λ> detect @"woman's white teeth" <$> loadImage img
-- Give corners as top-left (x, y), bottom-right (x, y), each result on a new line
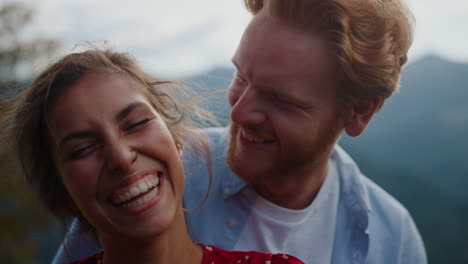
top-left (130, 186), bottom-right (140, 197)
top-left (138, 181), bottom-right (149, 193)
top-left (121, 187), bottom-right (159, 209)
top-left (112, 175), bottom-right (160, 205)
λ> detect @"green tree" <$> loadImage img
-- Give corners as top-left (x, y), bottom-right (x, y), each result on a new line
top-left (0, 2), bottom-right (59, 83)
top-left (1, 2), bottom-right (60, 263)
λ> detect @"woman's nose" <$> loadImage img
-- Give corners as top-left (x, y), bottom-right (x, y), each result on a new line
top-left (105, 140), bottom-right (137, 174)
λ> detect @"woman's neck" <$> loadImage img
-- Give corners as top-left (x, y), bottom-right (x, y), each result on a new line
top-left (99, 208), bottom-right (203, 264)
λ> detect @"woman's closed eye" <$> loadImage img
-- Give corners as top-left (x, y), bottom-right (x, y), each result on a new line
top-left (67, 143), bottom-right (98, 161)
top-left (124, 116), bottom-right (155, 132)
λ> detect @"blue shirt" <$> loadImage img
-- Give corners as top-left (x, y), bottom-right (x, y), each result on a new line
top-left (53, 127), bottom-right (427, 264)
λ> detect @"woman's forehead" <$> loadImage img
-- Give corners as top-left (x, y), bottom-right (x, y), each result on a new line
top-left (47, 73), bottom-right (152, 126)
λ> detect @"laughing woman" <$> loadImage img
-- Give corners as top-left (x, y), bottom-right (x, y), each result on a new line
top-left (0, 49), bottom-right (303, 264)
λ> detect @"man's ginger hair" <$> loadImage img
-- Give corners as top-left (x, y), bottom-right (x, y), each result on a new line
top-left (244, 0), bottom-right (414, 109)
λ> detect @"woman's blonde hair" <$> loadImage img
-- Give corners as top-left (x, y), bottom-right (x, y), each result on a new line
top-left (244, 0), bottom-right (414, 109)
top-left (1, 47), bottom-right (214, 232)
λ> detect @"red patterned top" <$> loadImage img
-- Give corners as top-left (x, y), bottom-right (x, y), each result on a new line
top-left (200, 245), bottom-right (303, 264)
top-left (71, 244), bottom-right (304, 264)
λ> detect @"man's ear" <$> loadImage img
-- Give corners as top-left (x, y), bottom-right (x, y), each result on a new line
top-left (344, 96), bottom-right (382, 137)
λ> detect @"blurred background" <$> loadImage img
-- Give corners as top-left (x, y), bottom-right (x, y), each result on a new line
top-left (0, 0), bottom-right (467, 263)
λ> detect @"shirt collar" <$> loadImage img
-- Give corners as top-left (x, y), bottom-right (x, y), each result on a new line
top-left (220, 169), bottom-right (249, 199)
top-left (213, 127), bottom-right (249, 199)
top-left (333, 145), bottom-right (372, 231)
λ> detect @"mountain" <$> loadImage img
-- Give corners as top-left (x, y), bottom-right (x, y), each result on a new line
top-left (182, 67), bottom-right (233, 124)
top-left (185, 55), bottom-right (468, 264)
top-left (341, 55), bottom-right (468, 198)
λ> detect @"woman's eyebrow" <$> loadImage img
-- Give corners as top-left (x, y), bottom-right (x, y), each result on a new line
top-left (58, 131), bottom-right (94, 149)
top-left (58, 102), bottom-right (147, 148)
top-left (115, 102), bottom-right (147, 122)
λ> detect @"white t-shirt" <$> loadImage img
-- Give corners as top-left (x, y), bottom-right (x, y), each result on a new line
top-left (234, 159), bottom-right (340, 264)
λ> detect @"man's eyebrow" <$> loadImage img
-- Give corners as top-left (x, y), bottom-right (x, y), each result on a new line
top-left (115, 102), bottom-right (147, 122)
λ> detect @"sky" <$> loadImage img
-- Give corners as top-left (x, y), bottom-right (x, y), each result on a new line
top-left (9, 0), bottom-right (468, 77)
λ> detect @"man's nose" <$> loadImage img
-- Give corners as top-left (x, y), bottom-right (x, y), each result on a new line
top-left (105, 140), bottom-right (137, 174)
top-left (230, 86), bottom-right (266, 126)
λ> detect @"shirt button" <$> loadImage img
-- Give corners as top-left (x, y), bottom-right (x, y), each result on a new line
top-left (358, 221), bottom-right (366, 230)
top-left (352, 251), bottom-right (361, 263)
top-left (224, 187), bottom-right (232, 196)
top-left (228, 219), bottom-right (237, 228)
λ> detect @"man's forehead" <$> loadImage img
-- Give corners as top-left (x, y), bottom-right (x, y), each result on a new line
top-left (239, 15), bottom-right (332, 69)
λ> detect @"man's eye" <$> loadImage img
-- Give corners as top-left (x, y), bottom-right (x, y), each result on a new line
top-left (271, 93), bottom-right (291, 105)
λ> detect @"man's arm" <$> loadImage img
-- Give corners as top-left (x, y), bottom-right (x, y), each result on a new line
top-left (51, 219), bottom-right (101, 264)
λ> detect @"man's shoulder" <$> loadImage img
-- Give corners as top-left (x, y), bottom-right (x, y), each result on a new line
top-left (333, 145), bottom-right (427, 263)
top-left (362, 176), bottom-right (410, 218)
top-left (332, 145), bottom-right (416, 238)
top-left (183, 126), bottom-right (237, 204)
top-left (200, 127), bottom-right (229, 150)
top-left (186, 126), bottom-right (230, 166)
top-left (200, 126), bottom-right (229, 140)
top-left (333, 145), bottom-right (410, 221)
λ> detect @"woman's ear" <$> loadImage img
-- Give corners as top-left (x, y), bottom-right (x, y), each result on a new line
top-left (344, 96), bottom-right (382, 137)
top-left (176, 142), bottom-right (183, 157)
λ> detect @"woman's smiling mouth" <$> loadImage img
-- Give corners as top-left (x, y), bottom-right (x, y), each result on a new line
top-left (109, 171), bottom-right (162, 208)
